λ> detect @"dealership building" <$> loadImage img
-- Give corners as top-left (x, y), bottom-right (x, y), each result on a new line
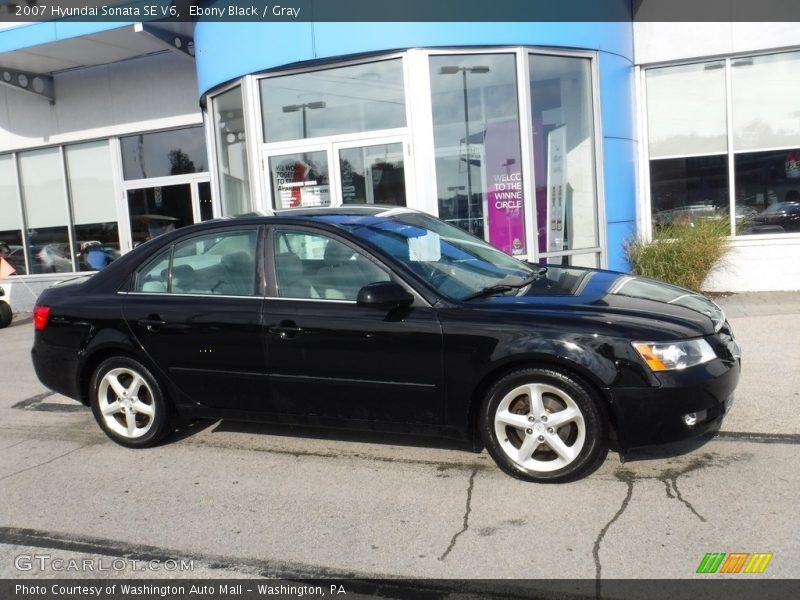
top-left (1, 7), bottom-right (800, 309)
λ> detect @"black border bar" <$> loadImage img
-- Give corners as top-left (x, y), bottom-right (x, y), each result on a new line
top-left (2, 0), bottom-right (800, 23)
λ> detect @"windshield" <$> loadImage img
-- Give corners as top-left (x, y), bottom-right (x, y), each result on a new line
top-left (339, 211), bottom-right (534, 300)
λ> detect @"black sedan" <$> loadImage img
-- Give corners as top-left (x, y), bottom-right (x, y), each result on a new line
top-left (31, 207), bottom-right (741, 482)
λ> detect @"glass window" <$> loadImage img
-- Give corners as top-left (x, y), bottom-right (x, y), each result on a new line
top-left (339, 143), bottom-right (406, 206)
top-left (649, 155), bottom-right (730, 231)
top-left (260, 59), bottom-right (406, 143)
top-left (120, 127), bottom-right (207, 180)
top-left (274, 231), bottom-right (389, 300)
top-left (127, 184), bottom-right (194, 247)
top-left (430, 53), bottom-right (526, 256)
top-left (212, 86), bottom-right (252, 216)
top-left (65, 141), bottom-right (120, 271)
top-left (736, 149), bottom-right (800, 235)
top-left (530, 54), bottom-right (599, 254)
top-left (0, 155), bottom-right (26, 275)
top-left (268, 151), bottom-right (330, 210)
top-left (731, 52), bottom-right (800, 152)
top-left (134, 248), bottom-right (172, 293)
top-left (646, 61), bottom-right (728, 158)
top-left (135, 231), bottom-right (258, 296)
top-left (18, 148), bottom-right (74, 274)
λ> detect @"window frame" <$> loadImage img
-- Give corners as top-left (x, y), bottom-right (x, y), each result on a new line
top-left (131, 225), bottom-right (265, 298)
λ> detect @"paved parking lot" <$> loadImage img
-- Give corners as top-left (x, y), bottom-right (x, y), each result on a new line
top-left (1, 294), bottom-right (799, 586)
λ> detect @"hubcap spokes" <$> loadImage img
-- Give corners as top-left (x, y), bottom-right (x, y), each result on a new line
top-left (98, 368), bottom-right (155, 438)
top-left (494, 383), bottom-right (586, 473)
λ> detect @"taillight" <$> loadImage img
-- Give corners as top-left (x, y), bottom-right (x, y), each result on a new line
top-left (33, 305), bottom-right (51, 331)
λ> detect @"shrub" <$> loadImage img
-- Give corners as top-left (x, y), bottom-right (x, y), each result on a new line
top-left (625, 220), bottom-right (730, 291)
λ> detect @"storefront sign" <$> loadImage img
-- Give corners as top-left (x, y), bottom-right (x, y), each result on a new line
top-left (546, 125), bottom-right (567, 254)
top-left (485, 120), bottom-right (526, 256)
top-left (274, 159), bottom-right (330, 208)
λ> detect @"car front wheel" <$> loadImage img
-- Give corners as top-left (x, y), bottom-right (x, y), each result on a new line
top-left (89, 357), bottom-right (173, 448)
top-left (479, 367), bottom-right (608, 482)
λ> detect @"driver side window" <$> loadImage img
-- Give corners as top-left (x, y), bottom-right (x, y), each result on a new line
top-left (274, 231), bottom-right (390, 300)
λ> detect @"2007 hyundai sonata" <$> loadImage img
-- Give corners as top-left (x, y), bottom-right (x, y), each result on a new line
top-left (31, 207), bottom-right (741, 482)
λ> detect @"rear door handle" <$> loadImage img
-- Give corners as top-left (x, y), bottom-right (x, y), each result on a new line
top-left (268, 320), bottom-right (303, 340)
top-left (138, 316), bottom-right (166, 332)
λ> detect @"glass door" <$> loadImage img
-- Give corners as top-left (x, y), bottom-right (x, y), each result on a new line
top-left (123, 178), bottom-right (212, 249)
top-left (335, 140), bottom-right (410, 207)
top-left (263, 137), bottom-right (412, 209)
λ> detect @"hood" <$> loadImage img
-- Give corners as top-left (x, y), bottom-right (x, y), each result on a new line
top-left (474, 266), bottom-right (725, 337)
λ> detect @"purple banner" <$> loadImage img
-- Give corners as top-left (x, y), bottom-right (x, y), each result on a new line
top-left (484, 120), bottom-right (526, 256)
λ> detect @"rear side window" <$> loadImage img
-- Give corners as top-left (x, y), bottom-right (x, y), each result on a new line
top-left (134, 230), bottom-right (259, 296)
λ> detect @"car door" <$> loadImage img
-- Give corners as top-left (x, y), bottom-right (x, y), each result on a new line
top-left (123, 226), bottom-right (270, 411)
top-left (263, 227), bottom-right (444, 424)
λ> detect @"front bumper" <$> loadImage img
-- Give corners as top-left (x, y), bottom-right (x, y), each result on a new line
top-left (608, 356), bottom-right (740, 450)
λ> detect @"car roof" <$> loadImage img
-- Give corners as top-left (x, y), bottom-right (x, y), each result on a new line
top-left (211, 205), bottom-right (420, 229)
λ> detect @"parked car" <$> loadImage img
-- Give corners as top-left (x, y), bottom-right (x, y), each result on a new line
top-left (652, 204), bottom-right (720, 227)
top-left (743, 201), bottom-right (800, 233)
top-left (30, 207), bottom-right (741, 482)
top-left (34, 242), bottom-right (73, 273)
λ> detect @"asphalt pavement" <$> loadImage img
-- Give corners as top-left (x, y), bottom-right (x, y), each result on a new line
top-left (0, 292), bottom-right (798, 587)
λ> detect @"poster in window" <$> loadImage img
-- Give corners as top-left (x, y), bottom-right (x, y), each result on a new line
top-left (485, 120), bottom-right (526, 256)
top-left (546, 125), bottom-right (567, 254)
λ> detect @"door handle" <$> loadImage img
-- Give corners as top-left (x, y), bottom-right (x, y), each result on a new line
top-left (138, 316), bottom-right (166, 332)
top-left (268, 320), bottom-right (303, 340)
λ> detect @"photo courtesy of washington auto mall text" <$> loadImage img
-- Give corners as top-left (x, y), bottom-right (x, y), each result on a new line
top-left (10, 582), bottom-right (348, 599)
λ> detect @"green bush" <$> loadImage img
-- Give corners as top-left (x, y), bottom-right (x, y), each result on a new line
top-left (625, 220), bottom-right (730, 291)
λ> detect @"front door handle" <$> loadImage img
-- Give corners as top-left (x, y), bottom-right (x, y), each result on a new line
top-left (138, 316), bottom-right (166, 332)
top-left (268, 320), bottom-right (303, 340)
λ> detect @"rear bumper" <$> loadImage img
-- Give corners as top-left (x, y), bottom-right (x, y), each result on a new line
top-left (609, 358), bottom-right (740, 450)
top-left (31, 342), bottom-right (82, 402)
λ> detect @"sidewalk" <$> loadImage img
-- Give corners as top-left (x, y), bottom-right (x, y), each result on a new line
top-left (713, 290), bottom-right (800, 318)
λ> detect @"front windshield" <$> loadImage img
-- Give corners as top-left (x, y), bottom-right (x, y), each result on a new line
top-left (340, 211), bottom-right (534, 300)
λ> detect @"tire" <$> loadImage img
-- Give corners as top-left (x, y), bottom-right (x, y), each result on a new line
top-left (0, 301), bottom-right (11, 329)
top-left (479, 367), bottom-right (608, 483)
top-left (89, 356), bottom-right (174, 448)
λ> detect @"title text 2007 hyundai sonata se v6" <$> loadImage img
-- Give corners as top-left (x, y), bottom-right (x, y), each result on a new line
top-left (31, 208), bottom-right (741, 482)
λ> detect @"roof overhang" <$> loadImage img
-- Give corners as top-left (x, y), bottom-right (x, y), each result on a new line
top-left (0, 21), bottom-right (193, 101)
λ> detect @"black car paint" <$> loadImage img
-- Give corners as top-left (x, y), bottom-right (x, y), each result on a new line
top-left (31, 209), bottom-right (740, 451)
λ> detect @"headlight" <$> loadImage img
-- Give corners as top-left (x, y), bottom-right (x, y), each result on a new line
top-left (632, 339), bottom-right (717, 372)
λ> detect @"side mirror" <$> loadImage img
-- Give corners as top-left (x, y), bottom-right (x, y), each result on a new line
top-left (357, 281), bottom-right (414, 309)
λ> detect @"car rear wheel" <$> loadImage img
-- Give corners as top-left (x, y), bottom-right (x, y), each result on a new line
top-left (479, 367), bottom-right (608, 482)
top-left (89, 357), bottom-right (173, 448)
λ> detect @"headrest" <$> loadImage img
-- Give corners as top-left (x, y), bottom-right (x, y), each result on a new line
top-left (221, 251), bottom-right (251, 270)
top-left (324, 241), bottom-right (355, 265)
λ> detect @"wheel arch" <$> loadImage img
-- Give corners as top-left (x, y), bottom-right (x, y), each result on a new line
top-left (466, 356), bottom-right (618, 445)
top-left (78, 345), bottom-right (166, 407)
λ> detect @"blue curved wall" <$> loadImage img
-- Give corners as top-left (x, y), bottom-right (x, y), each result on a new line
top-left (194, 21), bottom-right (636, 271)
